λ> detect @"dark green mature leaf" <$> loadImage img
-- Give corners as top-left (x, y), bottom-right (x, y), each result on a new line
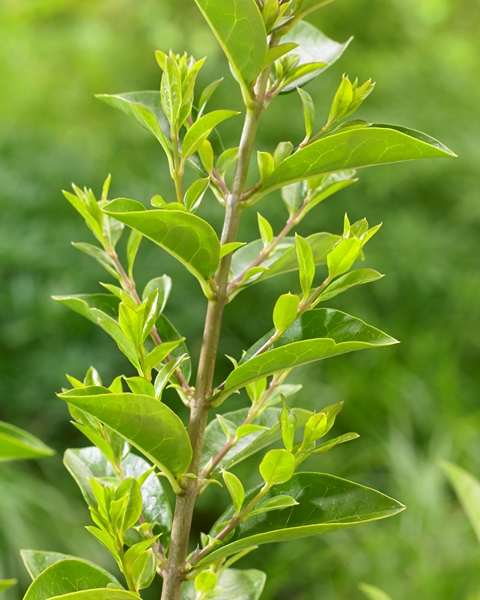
top-left (182, 569), bottom-right (266, 600)
top-left (229, 233), bottom-right (339, 290)
top-left (64, 447), bottom-right (172, 545)
top-left (317, 269), bottom-right (383, 302)
top-left (258, 125), bottom-right (456, 199)
top-left (23, 560), bottom-right (120, 600)
top-left (59, 387), bottom-right (192, 482)
top-left (0, 580), bottom-right (16, 592)
top-left (20, 551), bottom-right (121, 587)
top-left (0, 422), bottom-right (54, 462)
top-left (219, 309), bottom-right (398, 399)
top-left (97, 92), bottom-right (171, 157)
top-left (199, 473), bottom-right (405, 567)
top-left (200, 404), bottom-right (310, 473)
top-left (103, 199), bottom-right (220, 290)
top-left (194, 0), bottom-right (267, 90)
top-left (441, 461), bottom-right (480, 543)
top-left (281, 22), bottom-right (352, 92)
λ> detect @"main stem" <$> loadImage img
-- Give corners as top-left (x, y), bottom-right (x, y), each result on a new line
top-left (160, 72), bottom-right (271, 600)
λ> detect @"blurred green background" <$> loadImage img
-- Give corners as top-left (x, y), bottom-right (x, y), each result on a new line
top-left (1, 0), bottom-right (479, 599)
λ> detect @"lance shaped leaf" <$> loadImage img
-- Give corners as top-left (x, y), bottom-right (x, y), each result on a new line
top-left (259, 125), bottom-right (456, 199)
top-left (53, 294), bottom-right (119, 327)
top-left (182, 568), bottom-right (266, 600)
top-left (20, 551), bottom-right (122, 587)
top-left (296, 0), bottom-right (334, 19)
top-left (281, 22), bottom-right (352, 92)
top-left (441, 461), bottom-right (480, 543)
top-left (199, 473), bottom-right (405, 567)
top-left (103, 199), bottom-right (220, 290)
top-left (156, 314), bottom-right (192, 383)
top-left (194, 0), bottom-right (267, 90)
top-left (230, 233), bottom-right (339, 289)
top-left (59, 387), bottom-right (192, 482)
top-left (182, 110), bottom-right (239, 161)
top-left (317, 269), bottom-right (383, 303)
top-left (23, 560), bottom-right (121, 600)
top-left (0, 580), bottom-right (16, 592)
top-left (96, 92), bottom-right (170, 157)
top-left (64, 447), bottom-right (172, 546)
top-left (0, 422), bottom-right (54, 462)
top-left (220, 309), bottom-right (398, 398)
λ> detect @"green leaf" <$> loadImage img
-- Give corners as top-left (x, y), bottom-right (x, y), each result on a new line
top-left (280, 402), bottom-right (297, 453)
top-left (144, 339), bottom-right (185, 373)
top-left (200, 473), bottom-right (405, 567)
top-left (184, 178), bottom-right (210, 213)
top-left (297, 88), bottom-right (315, 141)
top-left (222, 471), bottom-right (245, 514)
top-left (20, 551), bottom-right (121, 587)
top-left (216, 147), bottom-right (239, 176)
top-left (156, 314), bottom-right (192, 382)
top-left (264, 44), bottom-right (299, 68)
top-left (296, 0), bottom-right (334, 19)
top-left (273, 293), bottom-right (300, 333)
top-left (194, 0), bottom-right (268, 90)
top-left (312, 432), bottom-right (359, 455)
top-left (220, 242), bottom-right (245, 259)
top-left (64, 447), bottom-right (172, 546)
top-left (257, 213), bottom-right (273, 247)
top-left (317, 269), bottom-right (383, 303)
top-left (257, 152), bottom-right (275, 183)
top-left (182, 110), bottom-right (238, 161)
top-left (295, 234), bottom-right (315, 299)
top-left (59, 387), bottom-right (192, 482)
top-left (161, 56), bottom-right (182, 129)
top-left (0, 580), bottom-right (16, 592)
top-left (328, 74), bottom-right (354, 123)
top-left (48, 592), bottom-right (138, 600)
top-left (198, 78), bottom-right (223, 118)
top-left (441, 461), bottom-right (480, 543)
top-left (273, 141), bottom-right (294, 166)
top-left (23, 560), bottom-right (121, 600)
top-left (71, 243), bottom-right (120, 280)
top-left (259, 125), bottom-right (456, 198)
top-left (200, 404), bottom-right (310, 473)
top-left (358, 583), bottom-right (394, 600)
top-left (182, 569), bottom-right (266, 600)
top-left (327, 238), bottom-right (362, 279)
top-left (259, 449), bottom-right (295, 486)
top-left (115, 478), bottom-right (143, 532)
top-left (103, 199), bottom-right (220, 290)
top-left (131, 550), bottom-right (156, 591)
top-left (281, 22), bottom-right (352, 92)
top-left (0, 421), bottom-right (54, 462)
top-left (96, 92), bottom-right (171, 159)
top-left (195, 570), bottom-right (217, 595)
top-left (142, 274), bottom-right (172, 308)
top-left (230, 233), bottom-right (339, 290)
top-left (220, 309), bottom-right (398, 399)
top-left (126, 230), bottom-right (142, 278)
top-left (248, 495), bottom-right (298, 518)
top-left (53, 295), bottom-right (118, 327)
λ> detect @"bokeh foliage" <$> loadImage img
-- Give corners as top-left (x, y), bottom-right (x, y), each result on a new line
top-left (1, 0), bottom-right (479, 598)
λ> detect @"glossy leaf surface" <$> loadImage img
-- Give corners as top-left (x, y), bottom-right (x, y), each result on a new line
top-left (64, 447), bottom-right (172, 545)
top-left (23, 560), bottom-right (120, 600)
top-left (20, 551), bottom-right (121, 586)
top-left (59, 387), bottom-right (192, 478)
top-left (104, 199), bottom-right (220, 287)
top-left (221, 309), bottom-right (398, 397)
top-left (200, 473), bottom-right (405, 566)
top-left (194, 0), bottom-right (267, 89)
top-left (182, 568), bottom-right (266, 600)
top-left (282, 22), bottom-right (352, 92)
top-left (0, 421), bottom-right (54, 462)
top-left (49, 592), bottom-right (138, 600)
top-left (260, 125), bottom-right (456, 198)
top-left (318, 269), bottom-right (383, 302)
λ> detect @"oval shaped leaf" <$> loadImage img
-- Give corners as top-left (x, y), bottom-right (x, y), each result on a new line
top-left (103, 199), bottom-right (220, 288)
top-left (194, 0), bottom-right (267, 89)
top-left (0, 422), bottom-right (54, 462)
top-left (182, 568), bottom-right (266, 600)
top-left (199, 472), bottom-right (405, 567)
top-left (20, 551), bottom-right (121, 587)
top-left (63, 447), bottom-right (172, 546)
top-left (219, 309), bottom-right (398, 399)
top-left (23, 560), bottom-right (120, 600)
top-left (260, 125), bottom-right (456, 198)
top-left (59, 387), bottom-right (192, 480)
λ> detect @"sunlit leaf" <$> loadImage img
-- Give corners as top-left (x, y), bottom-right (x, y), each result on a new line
top-left (0, 422), bottom-right (54, 462)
